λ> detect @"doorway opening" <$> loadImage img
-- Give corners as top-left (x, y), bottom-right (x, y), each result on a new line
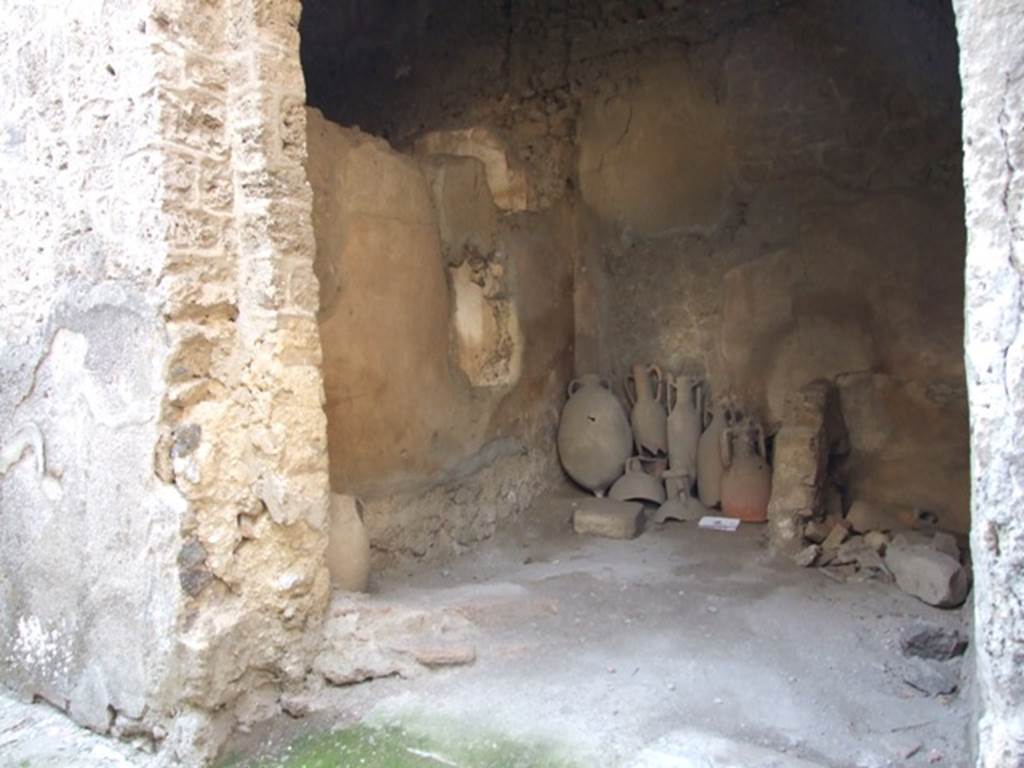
top-left (252, 1), bottom-right (974, 764)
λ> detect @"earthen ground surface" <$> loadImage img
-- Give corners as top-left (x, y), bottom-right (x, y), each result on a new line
top-left (225, 491), bottom-right (970, 768)
top-left (0, 492), bottom-right (969, 767)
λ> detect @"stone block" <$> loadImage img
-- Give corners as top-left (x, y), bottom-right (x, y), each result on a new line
top-left (931, 531), bottom-right (961, 561)
top-left (573, 499), bottom-right (645, 539)
top-left (885, 544), bottom-right (969, 608)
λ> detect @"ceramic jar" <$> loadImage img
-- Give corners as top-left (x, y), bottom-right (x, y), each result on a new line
top-left (720, 418), bottom-right (772, 523)
top-left (557, 374), bottom-right (634, 496)
top-left (666, 375), bottom-right (703, 480)
top-left (624, 363), bottom-right (668, 456)
top-left (326, 493), bottom-right (371, 592)
top-left (697, 398), bottom-right (733, 508)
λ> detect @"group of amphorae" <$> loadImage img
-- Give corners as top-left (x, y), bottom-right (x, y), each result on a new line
top-left (557, 364), bottom-right (773, 522)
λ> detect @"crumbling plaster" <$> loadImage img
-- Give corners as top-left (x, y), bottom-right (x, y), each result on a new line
top-left (1, 0), bottom-right (331, 762)
top-left (955, 0), bottom-right (1024, 764)
top-left (306, 112), bottom-right (575, 566)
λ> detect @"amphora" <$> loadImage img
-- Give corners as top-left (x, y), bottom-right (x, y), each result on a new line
top-left (696, 397), bottom-right (734, 508)
top-left (557, 374), bottom-right (633, 495)
top-left (720, 418), bottom-right (772, 523)
top-left (666, 375), bottom-right (703, 480)
top-left (624, 364), bottom-right (668, 456)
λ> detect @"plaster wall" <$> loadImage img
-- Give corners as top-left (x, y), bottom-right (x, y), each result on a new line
top-left (0, 0), bottom-right (183, 744)
top-left (1, 0), bottom-right (332, 761)
top-left (954, 0), bottom-right (1024, 763)
top-left (307, 111), bottom-right (575, 565)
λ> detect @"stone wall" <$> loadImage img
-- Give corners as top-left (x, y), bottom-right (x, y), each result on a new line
top-left (301, 0), bottom-right (970, 535)
top-left (1, 0), bottom-right (331, 762)
top-left (954, 1), bottom-right (1024, 764)
top-left (150, 0), bottom-right (331, 757)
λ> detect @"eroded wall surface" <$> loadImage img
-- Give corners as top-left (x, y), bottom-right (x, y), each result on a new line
top-left (2, 0), bottom-right (331, 761)
top-left (307, 111), bottom-right (575, 564)
top-left (954, 1), bottom-right (1024, 764)
top-left (149, 0), bottom-right (331, 757)
top-left (0, 0), bottom-right (183, 745)
top-left (302, 0), bottom-right (970, 534)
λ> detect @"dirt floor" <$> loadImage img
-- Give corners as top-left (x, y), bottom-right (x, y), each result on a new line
top-left (224, 491), bottom-right (972, 768)
top-left (0, 490), bottom-right (970, 767)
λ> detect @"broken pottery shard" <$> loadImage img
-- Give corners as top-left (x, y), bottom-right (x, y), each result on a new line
top-left (794, 544), bottom-right (821, 568)
top-left (884, 544), bottom-right (969, 608)
top-left (654, 495), bottom-right (706, 524)
top-left (900, 623), bottom-right (969, 661)
top-left (573, 498), bottom-right (645, 539)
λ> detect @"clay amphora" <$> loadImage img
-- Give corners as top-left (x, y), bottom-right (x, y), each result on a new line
top-left (624, 364), bottom-right (668, 456)
top-left (696, 398), bottom-right (733, 508)
top-left (558, 374), bottom-right (633, 496)
top-left (666, 375), bottom-right (703, 479)
top-left (326, 493), bottom-right (371, 592)
top-left (720, 418), bottom-right (772, 523)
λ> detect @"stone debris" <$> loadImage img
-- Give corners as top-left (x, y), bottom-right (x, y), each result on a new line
top-left (573, 499), bottom-right (645, 539)
top-left (794, 544), bottom-right (821, 568)
top-left (884, 543), bottom-right (969, 608)
top-left (312, 594), bottom-right (479, 687)
top-left (818, 521), bottom-right (851, 564)
top-left (864, 530), bottom-right (891, 554)
top-left (803, 518), bottom-right (835, 544)
top-left (900, 623), bottom-right (968, 661)
top-left (900, 658), bottom-right (960, 697)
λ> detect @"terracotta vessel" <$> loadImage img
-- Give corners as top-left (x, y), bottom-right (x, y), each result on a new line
top-left (624, 363), bottom-right (668, 456)
top-left (557, 374), bottom-right (633, 496)
top-left (610, 456), bottom-right (666, 504)
top-left (696, 397), bottom-right (733, 508)
top-left (326, 493), bottom-right (371, 592)
top-left (666, 375), bottom-right (703, 479)
top-left (720, 418), bottom-right (772, 523)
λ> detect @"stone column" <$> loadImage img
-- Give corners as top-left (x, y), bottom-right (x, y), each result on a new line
top-left (954, 1), bottom-right (1024, 765)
